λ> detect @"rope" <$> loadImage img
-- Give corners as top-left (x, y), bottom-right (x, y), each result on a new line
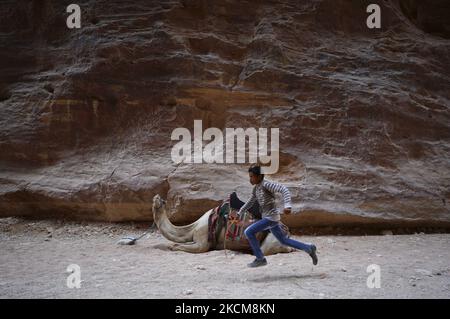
top-left (224, 210), bottom-right (247, 258)
top-left (224, 218), bottom-right (229, 258)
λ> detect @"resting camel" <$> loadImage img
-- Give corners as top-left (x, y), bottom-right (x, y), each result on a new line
top-left (152, 194), bottom-right (293, 255)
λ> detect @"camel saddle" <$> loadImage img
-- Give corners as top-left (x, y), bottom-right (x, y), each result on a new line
top-left (208, 192), bottom-right (268, 249)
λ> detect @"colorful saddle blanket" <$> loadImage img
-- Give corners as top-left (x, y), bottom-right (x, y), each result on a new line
top-left (208, 193), bottom-right (268, 247)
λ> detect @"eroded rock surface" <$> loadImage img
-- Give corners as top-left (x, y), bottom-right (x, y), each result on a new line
top-left (0, 0), bottom-right (449, 228)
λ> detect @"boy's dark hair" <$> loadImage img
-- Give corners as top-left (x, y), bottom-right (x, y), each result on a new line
top-left (248, 164), bottom-right (264, 178)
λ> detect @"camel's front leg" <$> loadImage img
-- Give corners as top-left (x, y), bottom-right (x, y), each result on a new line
top-left (170, 241), bottom-right (210, 253)
top-left (169, 224), bottom-right (210, 253)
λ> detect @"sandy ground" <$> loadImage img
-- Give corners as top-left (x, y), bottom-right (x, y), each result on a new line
top-left (0, 217), bottom-right (449, 299)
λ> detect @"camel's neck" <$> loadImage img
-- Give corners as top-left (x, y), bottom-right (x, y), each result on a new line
top-left (152, 205), bottom-right (168, 229)
top-left (152, 204), bottom-right (197, 243)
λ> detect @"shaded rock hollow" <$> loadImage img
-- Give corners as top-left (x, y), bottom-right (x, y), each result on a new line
top-left (0, 0), bottom-right (449, 231)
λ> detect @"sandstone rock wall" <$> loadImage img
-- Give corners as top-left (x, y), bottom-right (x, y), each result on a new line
top-left (0, 0), bottom-right (449, 229)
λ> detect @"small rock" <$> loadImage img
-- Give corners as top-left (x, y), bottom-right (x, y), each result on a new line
top-left (278, 263), bottom-right (284, 266)
top-left (341, 267), bottom-right (347, 272)
top-left (183, 289), bottom-right (193, 295)
top-left (327, 239), bottom-right (336, 245)
top-left (318, 293), bottom-right (325, 298)
top-left (376, 254), bottom-right (382, 257)
top-left (381, 230), bottom-right (393, 236)
top-left (433, 271), bottom-right (442, 276)
top-left (195, 265), bottom-right (206, 270)
top-left (44, 238), bottom-right (50, 241)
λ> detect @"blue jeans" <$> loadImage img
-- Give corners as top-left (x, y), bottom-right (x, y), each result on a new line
top-left (244, 218), bottom-right (312, 260)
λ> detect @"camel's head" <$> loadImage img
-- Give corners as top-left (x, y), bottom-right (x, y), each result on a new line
top-left (152, 194), bottom-right (166, 210)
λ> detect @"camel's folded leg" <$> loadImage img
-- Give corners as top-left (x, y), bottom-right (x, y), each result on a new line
top-left (168, 223), bottom-right (211, 253)
top-left (170, 241), bottom-right (210, 253)
top-left (260, 233), bottom-right (293, 256)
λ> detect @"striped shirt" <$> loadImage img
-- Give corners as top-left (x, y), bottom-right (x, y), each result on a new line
top-left (238, 180), bottom-right (292, 221)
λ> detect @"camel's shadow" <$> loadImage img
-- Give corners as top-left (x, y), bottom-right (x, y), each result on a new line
top-left (248, 273), bottom-right (328, 283)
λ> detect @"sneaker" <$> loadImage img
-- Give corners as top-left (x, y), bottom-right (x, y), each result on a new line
top-left (309, 245), bottom-right (318, 265)
top-left (247, 258), bottom-right (268, 268)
